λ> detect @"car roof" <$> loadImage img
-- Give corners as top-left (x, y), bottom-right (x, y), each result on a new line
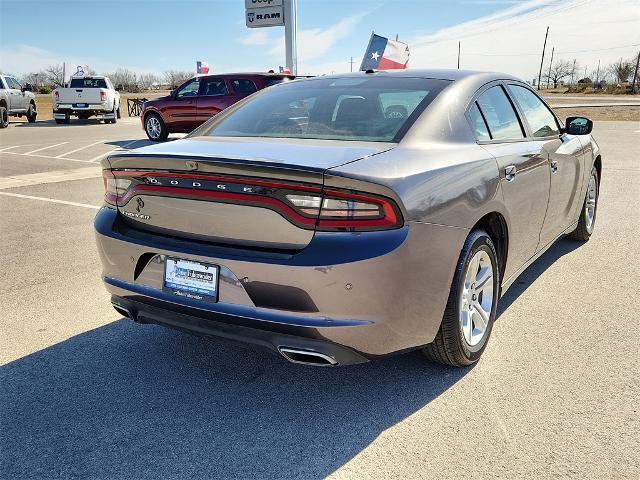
top-left (309, 68), bottom-right (521, 82)
top-left (202, 72), bottom-right (294, 78)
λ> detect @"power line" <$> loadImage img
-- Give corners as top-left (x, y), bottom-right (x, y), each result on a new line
top-left (462, 43), bottom-right (640, 57)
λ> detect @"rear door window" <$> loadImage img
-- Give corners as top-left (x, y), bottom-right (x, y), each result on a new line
top-left (476, 86), bottom-right (524, 141)
top-left (200, 78), bottom-right (228, 96)
top-left (231, 79), bottom-right (257, 95)
top-left (8, 77), bottom-right (22, 89)
top-left (468, 103), bottom-right (491, 141)
top-left (507, 84), bottom-right (560, 138)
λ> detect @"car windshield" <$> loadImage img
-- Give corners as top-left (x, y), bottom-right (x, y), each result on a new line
top-left (70, 78), bottom-right (107, 88)
top-left (196, 76), bottom-right (450, 142)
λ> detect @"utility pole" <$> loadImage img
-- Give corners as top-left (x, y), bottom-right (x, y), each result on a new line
top-left (546, 46), bottom-right (554, 89)
top-left (349, 56), bottom-right (355, 72)
top-left (632, 50), bottom-right (640, 93)
top-left (571, 58), bottom-right (576, 86)
top-left (457, 41), bottom-right (461, 69)
top-left (537, 26), bottom-right (549, 91)
top-left (595, 59), bottom-right (601, 83)
top-left (284, 0), bottom-right (298, 75)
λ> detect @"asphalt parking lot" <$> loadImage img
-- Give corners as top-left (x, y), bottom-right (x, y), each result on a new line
top-left (1, 117), bottom-right (639, 479)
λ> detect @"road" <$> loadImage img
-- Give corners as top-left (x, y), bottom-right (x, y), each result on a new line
top-left (1, 117), bottom-right (639, 479)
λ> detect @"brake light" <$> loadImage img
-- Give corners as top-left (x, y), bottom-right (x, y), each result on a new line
top-left (100, 90), bottom-right (106, 102)
top-left (102, 170), bottom-right (130, 205)
top-left (108, 171), bottom-right (403, 231)
top-left (54, 91), bottom-right (59, 102)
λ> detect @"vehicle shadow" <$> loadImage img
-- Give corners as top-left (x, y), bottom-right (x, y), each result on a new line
top-left (498, 237), bottom-right (582, 317)
top-left (0, 320), bottom-right (472, 479)
top-left (14, 119), bottom-right (115, 127)
top-left (105, 137), bottom-right (180, 149)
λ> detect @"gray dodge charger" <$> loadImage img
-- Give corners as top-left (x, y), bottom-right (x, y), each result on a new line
top-left (95, 69), bottom-right (601, 367)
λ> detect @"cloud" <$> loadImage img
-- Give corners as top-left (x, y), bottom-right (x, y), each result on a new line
top-left (0, 44), bottom-right (162, 76)
top-left (268, 9), bottom-right (373, 68)
top-left (407, 0), bottom-right (640, 81)
top-left (240, 30), bottom-right (271, 46)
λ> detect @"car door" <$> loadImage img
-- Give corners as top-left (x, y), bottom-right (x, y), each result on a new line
top-left (7, 77), bottom-right (26, 111)
top-left (167, 78), bottom-right (200, 130)
top-left (471, 84), bottom-right (551, 280)
top-left (196, 77), bottom-right (230, 124)
top-left (505, 83), bottom-right (584, 247)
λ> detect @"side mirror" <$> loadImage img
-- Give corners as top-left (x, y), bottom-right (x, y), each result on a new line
top-left (565, 116), bottom-right (593, 135)
top-left (22, 83), bottom-right (33, 92)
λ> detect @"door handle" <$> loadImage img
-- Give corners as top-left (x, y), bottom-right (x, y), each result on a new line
top-left (550, 160), bottom-right (558, 174)
top-left (505, 165), bottom-right (516, 182)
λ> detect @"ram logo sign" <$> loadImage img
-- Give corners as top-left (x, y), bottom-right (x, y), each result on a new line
top-left (245, 6), bottom-right (284, 28)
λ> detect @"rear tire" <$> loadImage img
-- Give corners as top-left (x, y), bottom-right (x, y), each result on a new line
top-left (423, 229), bottom-right (500, 367)
top-left (144, 113), bottom-right (168, 141)
top-left (26, 102), bottom-right (37, 123)
top-left (0, 106), bottom-right (8, 128)
top-left (569, 166), bottom-right (598, 242)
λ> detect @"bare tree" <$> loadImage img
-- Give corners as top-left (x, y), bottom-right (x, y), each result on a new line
top-left (45, 64), bottom-right (65, 87)
top-left (163, 70), bottom-right (192, 89)
top-left (608, 58), bottom-right (633, 85)
top-left (108, 68), bottom-right (138, 91)
top-left (544, 60), bottom-right (573, 88)
top-left (138, 73), bottom-right (159, 91)
top-left (21, 70), bottom-right (48, 89)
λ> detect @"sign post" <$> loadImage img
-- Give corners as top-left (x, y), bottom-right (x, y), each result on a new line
top-left (245, 0), bottom-right (296, 75)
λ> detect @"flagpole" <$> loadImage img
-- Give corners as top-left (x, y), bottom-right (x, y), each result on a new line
top-left (359, 31), bottom-right (375, 71)
top-left (457, 41), bottom-right (461, 69)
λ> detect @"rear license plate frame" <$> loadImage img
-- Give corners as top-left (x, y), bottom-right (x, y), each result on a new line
top-left (163, 257), bottom-right (219, 303)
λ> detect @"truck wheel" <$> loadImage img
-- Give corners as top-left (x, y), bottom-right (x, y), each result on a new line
top-left (116, 104), bottom-right (121, 119)
top-left (145, 113), bottom-right (168, 141)
top-left (26, 102), bottom-right (37, 123)
top-left (0, 106), bottom-right (8, 128)
top-left (55, 113), bottom-right (70, 125)
top-left (106, 104), bottom-right (117, 124)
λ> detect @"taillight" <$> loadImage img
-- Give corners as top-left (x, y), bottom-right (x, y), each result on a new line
top-left (108, 171), bottom-right (403, 231)
top-left (102, 170), bottom-right (130, 205)
top-left (54, 91), bottom-right (59, 102)
top-left (100, 90), bottom-right (106, 102)
top-left (285, 190), bottom-right (400, 230)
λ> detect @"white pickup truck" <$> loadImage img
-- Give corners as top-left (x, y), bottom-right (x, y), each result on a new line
top-left (52, 76), bottom-right (120, 124)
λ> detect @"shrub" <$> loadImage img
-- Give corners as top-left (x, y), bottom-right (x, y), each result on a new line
top-left (38, 86), bottom-right (52, 94)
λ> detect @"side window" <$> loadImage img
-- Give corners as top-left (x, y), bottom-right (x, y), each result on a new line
top-left (476, 86), bottom-right (524, 141)
top-left (201, 78), bottom-right (229, 96)
top-left (468, 103), bottom-right (491, 141)
top-left (0, 77), bottom-right (5, 89)
top-left (9, 77), bottom-right (22, 89)
top-left (176, 79), bottom-right (200, 98)
top-left (507, 84), bottom-right (560, 138)
top-left (231, 79), bottom-right (257, 95)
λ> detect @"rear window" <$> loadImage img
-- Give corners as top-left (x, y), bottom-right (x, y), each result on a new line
top-left (231, 79), bottom-right (257, 94)
top-left (70, 78), bottom-right (107, 88)
top-left (264, 77), bottom-right (292, 88)
top-left (197, 77), bottom-right (449, 142)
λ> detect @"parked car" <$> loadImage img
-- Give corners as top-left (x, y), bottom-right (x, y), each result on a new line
top-left (96, 70), bottom-right (600, 367)
top-left (0, 75), bottom-right (37, 128)
top-left (52, 76), bottom-right (120, 124)
top-left (141, 72), bottom-right (294, 141)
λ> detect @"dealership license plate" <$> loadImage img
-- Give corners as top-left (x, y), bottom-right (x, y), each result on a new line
top-left (73, 103), bottom-right (88, 108)
top-left (163, 257), bottom-right (218, 301)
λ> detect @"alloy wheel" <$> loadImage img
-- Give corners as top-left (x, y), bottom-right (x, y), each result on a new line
top-left (146, 116), bottom-right (161, 139)
top-left (459, 250), bottom-right (494, 347)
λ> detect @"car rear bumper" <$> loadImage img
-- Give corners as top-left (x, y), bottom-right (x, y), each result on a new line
top-left (95, 206), bottom-right (467, 360)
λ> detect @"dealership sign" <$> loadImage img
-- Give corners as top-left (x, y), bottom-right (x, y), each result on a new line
top-left (245, 0), bottom-right (282, 8)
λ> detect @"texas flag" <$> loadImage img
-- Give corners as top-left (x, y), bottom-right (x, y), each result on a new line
top-left (360, 34), bottom-right (410, 71)
top-left (196, 61), bottom-right (210, 75)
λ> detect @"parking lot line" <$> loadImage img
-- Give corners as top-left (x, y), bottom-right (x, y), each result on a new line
top-left (24, 142), bottom-right (69, 155)
top-left (0, 191), bottom-right (100, 210)
top-left (1, 151), bottom-right (95, 164)
top-left (89, 140), bottom-right (145, 162)
top-left (0, 166), bottom-right (101, 190)
top-left (56, 140), bottom-right (107, 158)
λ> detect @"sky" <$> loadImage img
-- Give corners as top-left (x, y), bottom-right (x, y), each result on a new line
top-left (0, 0), bottom-right (638, 82)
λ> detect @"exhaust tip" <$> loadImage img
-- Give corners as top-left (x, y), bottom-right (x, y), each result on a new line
top-left (111, 302), bottom-right (134, 320)
top-left (278, 347), bottom-right (338, 367)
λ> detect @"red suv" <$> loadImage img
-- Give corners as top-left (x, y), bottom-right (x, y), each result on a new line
top-left (141, 72), bottom-right (294, 141)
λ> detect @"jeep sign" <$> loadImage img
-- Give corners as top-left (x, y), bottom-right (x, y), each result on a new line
top-left (245, 6), bottom-right (284, 28)
top-left (244, 0), bottom-right (283, 8)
